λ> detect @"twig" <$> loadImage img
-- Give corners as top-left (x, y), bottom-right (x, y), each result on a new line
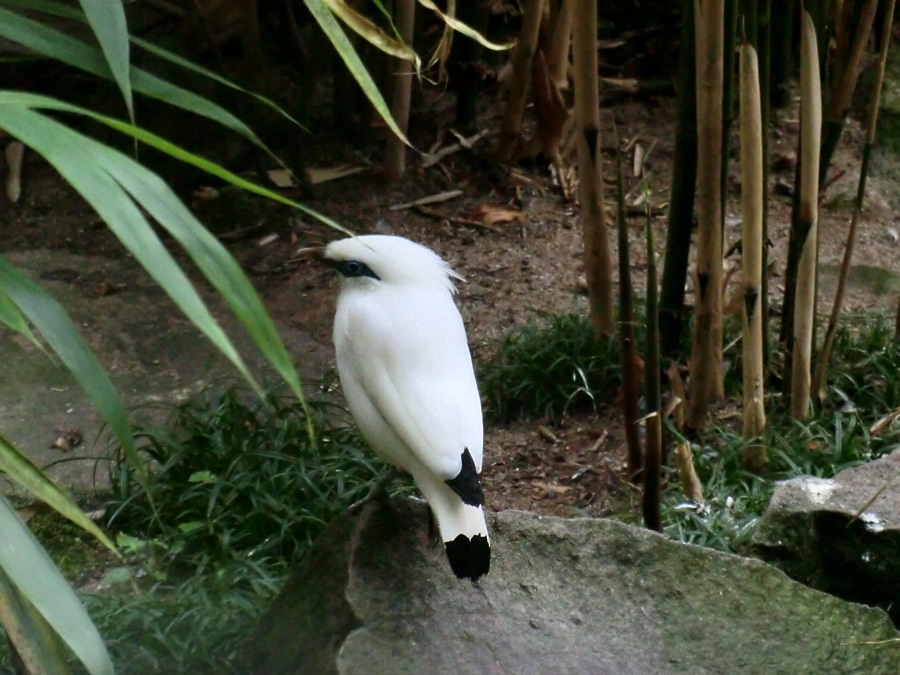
top-left (389, 189), bottom-right (463, 211)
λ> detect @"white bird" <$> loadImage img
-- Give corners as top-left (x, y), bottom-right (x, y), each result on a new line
top-left (320, 234), bottom-right (490, 580)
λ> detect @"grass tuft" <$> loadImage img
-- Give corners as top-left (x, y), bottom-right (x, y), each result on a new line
top-left (104, 387), bottom-right (393, 577)
top-left (480, 313), bottom-right (627, 421)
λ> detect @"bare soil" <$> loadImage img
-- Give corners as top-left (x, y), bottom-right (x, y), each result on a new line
top-left (3, 54), bottom-right (900, 522)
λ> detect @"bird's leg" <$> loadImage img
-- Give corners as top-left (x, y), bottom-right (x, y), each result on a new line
top-left (426, 507), bottom-right (442, 545)
top-left (347, 468), bottom-right (398, 515)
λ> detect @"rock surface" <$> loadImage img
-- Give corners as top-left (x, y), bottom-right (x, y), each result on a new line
top-left (753, 449), bottom-right (900, 624)
top-left (241, 499), bottom-right (900, 675)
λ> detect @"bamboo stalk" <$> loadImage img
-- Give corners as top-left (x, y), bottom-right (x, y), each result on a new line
top-left (659, 0), bottom-right (698, 358)
top-left (721, 0), bottom-right (738, 227)
top-left (496, 0), bottom-right (545, 162)
top-left (739, 39), bottom-right (767, 471)
top-left (818, 0), bottom-right (877, 186)
top-left (615, 137), bottom-right (643, 483)
top-left (644, 188), bottom-right (663, 532)
top-left (758, 0), bottom-right (771, 369)
top-left (768, 0), bottom-right (794, 108)
top-left (689, 0), bottom-right (726, 430)
top-left (812, 0), bottom-right (897, 401)
top-left (572, 0), bottom-right (615, 338)
top-left (546, 0), bottom-right (572, 91)
top-left (790, 10), bottom-right (822, 421)
top-left (384, 0), bottom-right (416, 181)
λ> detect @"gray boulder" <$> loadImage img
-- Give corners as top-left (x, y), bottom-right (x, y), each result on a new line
top-left (753, 448), bottom-right (900, 624)
top-left (241, 499), bottom-right (899, 675)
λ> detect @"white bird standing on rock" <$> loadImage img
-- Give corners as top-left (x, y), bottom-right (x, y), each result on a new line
top-left (319, 234), bottom-right (490, 581)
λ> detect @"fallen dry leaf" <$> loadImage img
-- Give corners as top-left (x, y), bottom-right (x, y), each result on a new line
top-left (306, 165), bottom-right (367, 185)
top-left (51, 428), bottom-right (83, 452)
top-left (469, 203), bottom-right (525, 226)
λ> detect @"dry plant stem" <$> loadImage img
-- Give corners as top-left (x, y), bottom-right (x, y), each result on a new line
top-left (384, 0), bottom-right (416, 181)
top-left (791, 11), bottom-right (822, 422)
top-left (496, 0), bottom-right (545, 162)
top-left (739, 41), bottom-right (767, 471)
top-left (689, 0), bottom-right (726, 430)
top-left (521, 51), bottom-right (568, 162)
top-left (674, 441), bottom-right (704, 504)
top-left (644, 200), bottom-right (663, 532)
top-left (819, 0), bottom-right (878, 183)
top-left (812, 0), bottom-right (897, 400)
top-left (5, 141), bottom-right (24, 203)
top-left (546, 0), bottom-right (572, 90)
top-left (572, 0), bottom-right (615, 338)
top-left (615, 143), bottom-right (643, 482)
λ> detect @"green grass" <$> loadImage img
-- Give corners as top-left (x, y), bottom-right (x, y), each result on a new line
top-left (479, 312), bottom-right (628, 421)
top-left (83, 560), bottom-right (285, 675)
top-left (24, 385), bottom-right (401, 674)
top-left (104, 387), bottom-right (394, 578)
top-left (481, 309), bottom-right (900, 555)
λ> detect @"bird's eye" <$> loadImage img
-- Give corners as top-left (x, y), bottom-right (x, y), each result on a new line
top-left (337, 260), bottom-right (380, 280)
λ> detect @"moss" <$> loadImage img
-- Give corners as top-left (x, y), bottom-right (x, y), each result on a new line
top-left (28, 508), bottom-right (108, 581)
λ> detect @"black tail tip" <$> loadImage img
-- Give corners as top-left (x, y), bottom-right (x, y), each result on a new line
top-left (445, 534), bottom-right (490, 581)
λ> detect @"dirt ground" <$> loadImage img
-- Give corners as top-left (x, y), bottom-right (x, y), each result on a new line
top-left (4, 37), bottom-right (900, 521)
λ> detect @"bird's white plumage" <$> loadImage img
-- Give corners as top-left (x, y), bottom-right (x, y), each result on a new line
top-left (324, 235), bottom-right (489, 574)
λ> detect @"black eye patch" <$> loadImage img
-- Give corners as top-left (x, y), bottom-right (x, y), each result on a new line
top-left (325, 259), bottom-right (380, 280)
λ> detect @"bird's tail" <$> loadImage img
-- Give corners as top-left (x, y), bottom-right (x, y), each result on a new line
top-left (416, 476), bottom-right (491, 581)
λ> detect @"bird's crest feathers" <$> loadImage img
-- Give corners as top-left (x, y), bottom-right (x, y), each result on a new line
top-left (323, 235), bottom-right (463, 293)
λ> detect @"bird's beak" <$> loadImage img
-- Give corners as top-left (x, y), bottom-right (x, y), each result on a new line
top-left (294, 245), bottom-right (325, 262)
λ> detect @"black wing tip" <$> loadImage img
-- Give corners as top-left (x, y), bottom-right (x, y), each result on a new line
top-left (445, 448), bottom-right (484, 507)
top-left (446, 533), bottom-right (491, 581)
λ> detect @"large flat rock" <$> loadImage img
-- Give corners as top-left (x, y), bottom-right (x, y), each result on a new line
top-left (753, 449), bottom-right (900, 624)
top-left (241, 499), bottom-right (900, 675)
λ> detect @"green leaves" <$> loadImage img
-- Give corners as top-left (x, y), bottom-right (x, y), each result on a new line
top-left (79, 0), bottom-right (132, 119)
top-left (0, 493), bottom-right (114, 674)
top-left (303, 0), bottom-right (411, 146)
top-left (0, 254), bottom-right (152, 504)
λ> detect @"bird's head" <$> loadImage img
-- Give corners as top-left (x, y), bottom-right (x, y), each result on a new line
top-left (316, 235), bottom-right (463, 294)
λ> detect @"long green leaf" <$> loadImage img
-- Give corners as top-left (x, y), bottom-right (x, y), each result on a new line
top-left (0, 99), bottom-right (317, 433)
top-left (90, 144), bottom-right (310, 410)
top-left (0, 104), bottom-right (259, 392)
top-left (0, 289), bottom-right (43, 351)
top-left (0, 565), bottom-right (71, 675)
top-left (0, 493), bottom-right (114, 675)
top-left (0, 91), bottom-right (349, 233)
top-left (0, 434), bottom-right (117, 553)
top-left (0, 0), bottom-right (305, 130)
top-left (78, 0), bottom-right (132, 119)
top-left (0, 254), bottom-right (152, 508)
top-left (0, 7), bottom-right (268, 150)
top-left (303, 0), bottom-right (411, 146)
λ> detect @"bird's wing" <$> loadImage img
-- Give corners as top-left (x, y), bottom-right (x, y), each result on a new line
top-left (337, 290), bottom-right (483, 480)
